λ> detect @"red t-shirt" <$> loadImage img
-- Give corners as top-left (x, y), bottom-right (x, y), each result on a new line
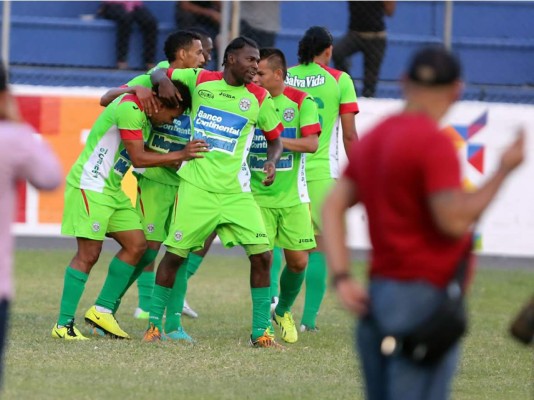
top-left (344, 112), bottom-right (472, 288)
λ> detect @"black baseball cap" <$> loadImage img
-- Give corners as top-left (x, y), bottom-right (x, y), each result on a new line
top-left (406, 45), bottom-right (462, 86)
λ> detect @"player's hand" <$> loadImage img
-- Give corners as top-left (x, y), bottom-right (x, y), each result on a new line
top-left (182, 139), bottom-right (209, 160)
top-left (262, 160), bottom-right (276, 186)
top-left (499, 128), bottom-right (525, 174)
top-left (135, 86), bottom-right (158, 116)
top-left (335, 279), bottom-right (369, 317)
top-left (157, 79), bottom-right (183, 108)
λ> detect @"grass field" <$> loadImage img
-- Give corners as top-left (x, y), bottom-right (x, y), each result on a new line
top-left (3, 249), bottom-right (533, 400)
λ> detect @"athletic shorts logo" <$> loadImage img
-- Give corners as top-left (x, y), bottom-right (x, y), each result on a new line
top-left (147, 224), bottom-right (155, 234)
top-left (239, 98), bottom-right (251, 111)
top-left (283, 108), bottom-right (295, 122)
top-left (198, 89), bottom-right (214, 99)
top-left (174, 231), bottom-right (183, 241)
top-left (92, 222), bottom-right (101, 232)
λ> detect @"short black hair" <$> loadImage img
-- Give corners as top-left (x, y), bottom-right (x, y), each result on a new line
top-left (406, 45), bottom-right (462, 86)
top-left (222, 36), bottom-right (259, 66)
top-left (155, 79), bottom-right (192, 112)
top-left (259, 48), bottom-right (287, 79)
top-left (164, 30), bottom-right (202, 63)
top-left (0, 61), bottom-right (6, 91)
top-left (298, 26), bottom-right (333, 65)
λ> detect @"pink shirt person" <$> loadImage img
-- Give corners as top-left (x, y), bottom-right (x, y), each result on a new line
top-left (0, 121), bottom-right (62, 300)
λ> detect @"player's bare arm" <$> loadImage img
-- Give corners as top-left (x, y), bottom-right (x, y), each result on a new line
top-left (263, 136), bottom-right (283, 186)
top-left (280, 134), bottom-right (319, 153)
top-left (340, 112), bottom-right (358, 157)
top-left (100, 85), bottom-right (159, 116)
top-left (322, 177), bottom-right (369, 316)
top-left (123, 139), bottom-right (208, 169)
top-left (150, 68), bottom-right (183, 107)
top-left (429, 130), bottom-right (524, 238)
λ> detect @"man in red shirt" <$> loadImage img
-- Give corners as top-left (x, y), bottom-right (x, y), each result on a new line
top-left (322, 46), bottom-right (524, 400)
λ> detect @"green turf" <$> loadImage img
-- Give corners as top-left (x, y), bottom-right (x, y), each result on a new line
top-left (2, 250), bottom-right (532, 399)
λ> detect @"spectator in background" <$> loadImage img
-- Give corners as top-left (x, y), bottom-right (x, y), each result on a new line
top-left (240, 1), bottom-right (280, 48)
top-left (98, 1), bottom-right (158, 70)
top-left (189, 26), bottom-right (215, 69)
top-left (0, 61), bottom-right (62, 389)
top-left (323, 46), bottom-right (524, 400)
top-left (333, 1), bottom-right (396, 97)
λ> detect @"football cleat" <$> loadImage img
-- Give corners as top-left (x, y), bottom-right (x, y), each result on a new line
top-left (143, 323), bottom-right (162, 342)
top-left (51, 320), bottom-right (88, 340)
top-left (273, 311), bottom-right (298, 343)
top-left (84, 306), bottom-right (130, 339)
top-left (250, 327), bottom-right (285, 350)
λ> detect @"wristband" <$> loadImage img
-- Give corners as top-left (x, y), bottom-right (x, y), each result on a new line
top-left (331, 271), bottom-right (352, 288)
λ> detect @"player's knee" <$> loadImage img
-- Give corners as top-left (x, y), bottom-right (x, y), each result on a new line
top-left (126, 238), bottom-right (148, 260)
top-left (288, 258), bottom-right (307, 273)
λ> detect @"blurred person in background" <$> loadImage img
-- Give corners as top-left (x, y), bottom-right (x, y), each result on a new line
top-left (333, 1), bottom-right (396, 97)
top-left (240, 1), bottom-right (280, 48)
top-left (189, 26), bottom-right (215, 69)
top-left (323, 45), bottom-right (525, 400)
top-left (98, 0), bottom-right (158, 70)
top-left (0, 61), bottom-right (62, 388)
top-left (284, 26), bottom-right (358, 333)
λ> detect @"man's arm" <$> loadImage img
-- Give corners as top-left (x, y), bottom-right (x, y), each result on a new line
top-left (123, 139), bottom-right (208, 169)
top-left (429, 131), bottom-right (524, 238)
top-left (100, 86), bottom-right (159, 115)
top-left (150, 68), bottom-right (183, 107)
top-left (322, 177), bottom-right (369, 316)
top-left (280, 134), bottom-right (318, 153)
top-left (341, 112), bottom-right (358, 157)
top-left (262, 137), bottom-right (283, 186)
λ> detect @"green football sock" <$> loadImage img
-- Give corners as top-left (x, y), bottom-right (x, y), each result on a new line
top-left (137, 271), bottom-right (155, 311)
top-left (186, 253), bottom-right (204, 279)
top-left (275, 266), bottom-right (305, 317)
top-left (113, 248), bottom-right (158, 313)
top-left (57, 266), bottom-right (88, 326)
top-left (301, 251), bottom-right (327, 328)
top-left (164, 264), bottom-right (188, 332)
top-left (270, 247), bottom-right (283, 298)
top-left (149, 284), bottom-right (171, 331)
top-left (95, 257), bottom-right (135, 311)
top-left (251, 287), bottom-right (271, 340)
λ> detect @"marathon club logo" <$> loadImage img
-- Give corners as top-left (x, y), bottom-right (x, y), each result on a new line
top-left (193, 105), bottom-right (248, 155)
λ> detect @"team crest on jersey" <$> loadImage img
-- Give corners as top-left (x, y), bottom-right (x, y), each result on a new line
top-left (239, 98), bottom-right (251, 111)
top-left (147, 224), bottom-right (155, 234)
top-left (283, 108), bottom-right (295, 122)
top-left (174, 231), bottom-right (183, 241)
top-left (92, 222), bottom-right (100, 232)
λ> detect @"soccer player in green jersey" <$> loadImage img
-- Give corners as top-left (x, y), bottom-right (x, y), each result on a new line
top-left (251, 48), bottom-right (320, 343)
top-left (51, 82), bottom-right (208, 340)
top-left (142, 37), bottom-right (286, 348)
top-left (100, 31), bottom-right (212, 325)
top-left (285, 26), bottom-right (359, 332)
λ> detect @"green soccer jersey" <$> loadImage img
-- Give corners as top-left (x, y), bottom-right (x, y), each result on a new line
top-left (250, 86), bottom-right (321, 208)
top-left (165, 68), bottom-right (283, 193)
top-left (286, 62), bottom-right (359, 181)
top-left (126, 62), bottom-right (190, 186)
top-left (66, 94), bottom-right (151, 195)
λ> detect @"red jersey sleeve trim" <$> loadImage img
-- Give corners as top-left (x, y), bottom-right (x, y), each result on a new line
top-left (196, 70), bottom-right (223, 85)
top-left (283, 86), bottom-right (308, 109)
top-left (119, 94), bottom-right (144, 111)
top-left (166, 68), bottom-right (175, 79)
top-left (120, 129), bottom-right (143, 140)
top-left (340, 102), bottom-right (359, 115)
top-left (263, 122), bottom-right (283, 141)
top-left (301, 122), bottom-right (322, 137)
top-left (245, 83), bottom-right (268, 106)
top-left (318, 63), bottom-right (343, 81)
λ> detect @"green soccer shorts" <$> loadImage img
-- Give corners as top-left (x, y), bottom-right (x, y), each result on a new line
top-left (307, 178), bottom-right (335, 235)
top-left (260, 203), bottom-right (316, 251)
top-left (61, 184), bottom-right (142, 240)
top-left (136, 175), bottom-right (179, 242)
top-left (163, 181), bottom-right (270, 257)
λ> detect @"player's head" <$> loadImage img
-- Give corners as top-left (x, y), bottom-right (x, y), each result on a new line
top-left (253, 48), bottom-right (287, 93)
top-left (402, 45), bottom-right (463, 118)
top-left (164, 30), bottom-right (205, 69)
top-left (222, 36), bottom-right (260, 85)
top-left (188, 27), bottom-right (214, 68)
top-left (298, 26), bottom-right (333, 65)
top-left (151, 79), bottom-right (192, 125)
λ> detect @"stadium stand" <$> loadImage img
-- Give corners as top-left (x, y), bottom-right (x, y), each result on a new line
top-left (4, 1), bottom-right (533, 102)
